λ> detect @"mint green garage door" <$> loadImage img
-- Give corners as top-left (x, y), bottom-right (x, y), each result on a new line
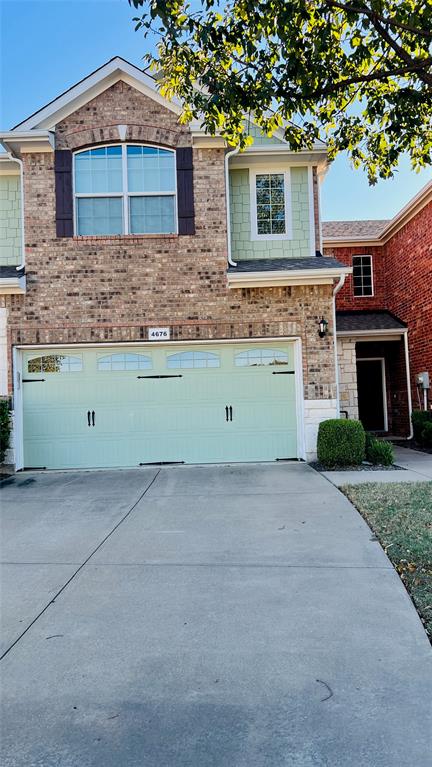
top-left (22, 343), bottom-right (298, 469)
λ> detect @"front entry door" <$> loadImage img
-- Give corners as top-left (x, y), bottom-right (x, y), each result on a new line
top-left (356, 358), bottom-right (387, 431)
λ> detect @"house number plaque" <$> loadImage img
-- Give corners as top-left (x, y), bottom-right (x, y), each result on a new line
top-left (148, 327), bottom-right (170, 340)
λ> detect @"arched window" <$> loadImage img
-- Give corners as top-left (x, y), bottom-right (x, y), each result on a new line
top-left (234, 348), bottom-right (288, 367)
top-left (28, 355), bottom-right (83, 373)
top-left (167, 351), bottom-right (220, 369)
top-left (97, 353), bottom-right (152, 371)
top-left (74, 145), bottom-right (176, 235)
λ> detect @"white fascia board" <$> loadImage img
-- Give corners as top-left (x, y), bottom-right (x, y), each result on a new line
top-left (0, 131), bottom-right (54, 154)
top-left (11, 58), bottom-right (183, 132)
top-left (227, 266), bottom-right (352, 288)
top-left (0, 275), bottom-right (26, 294)
top-left (323, 237), bottom-right (383, 248)
top-left (324, 180), bottom-right (432, 249)
top-left (337, 328), bottom-right (406, 339)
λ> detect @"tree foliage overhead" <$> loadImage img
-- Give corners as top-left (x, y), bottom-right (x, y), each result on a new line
top-left (129, 0), bottom-right (432, 183)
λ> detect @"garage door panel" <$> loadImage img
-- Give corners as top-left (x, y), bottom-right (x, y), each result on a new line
top-left (22, 343), bottom-right (299, 469)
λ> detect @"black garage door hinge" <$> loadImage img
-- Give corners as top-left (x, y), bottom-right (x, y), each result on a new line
top-left (137, 375), bottom-right (183, 379)
top-left (22, 378), bottom-right (46, 383)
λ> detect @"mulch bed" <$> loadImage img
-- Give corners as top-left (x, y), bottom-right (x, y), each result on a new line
top-left (309, 461), bottom-right (404, 472)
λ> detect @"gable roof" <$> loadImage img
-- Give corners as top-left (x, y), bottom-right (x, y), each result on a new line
top-left (323, 180), bottom-right (432, 246)
top-left (12, 56), bottom-right (183, 131)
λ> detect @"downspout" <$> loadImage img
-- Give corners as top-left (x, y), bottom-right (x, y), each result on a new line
top-left (3, 152), bottom-right (25, 270)
top-left (225, 145), bottom-right (240, 267)
top-left (402, 329), bottom-right (414, 440)
top-left (332, 273), bottom-right (346, 418)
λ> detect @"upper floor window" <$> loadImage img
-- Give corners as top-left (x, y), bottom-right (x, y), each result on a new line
top-left (352, 255), bottom-right (373, 297)
top-left (74, 145), bottom-right (176, 236)
top-left (250, 170), bottom-right (291, 240)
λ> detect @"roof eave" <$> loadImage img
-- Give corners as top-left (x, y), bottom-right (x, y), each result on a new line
top-left (0, 131), bottom-right (54, 154)
top-left (0, 275), bottom-right (26, 295)
top-left (227, 266), bottom-right (352, 288)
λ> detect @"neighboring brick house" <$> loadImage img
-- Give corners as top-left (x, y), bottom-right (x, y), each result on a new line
top-left (0, 57), bottom-right (351, 470)
top-left (323, 182), bottom-right (432, 437)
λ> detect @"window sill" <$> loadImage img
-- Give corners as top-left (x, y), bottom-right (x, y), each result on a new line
top-left (73, 234), bottom-right (179, 242)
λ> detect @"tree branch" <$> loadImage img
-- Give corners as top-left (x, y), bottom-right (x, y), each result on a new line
top-left (323, 0), bottom-right (432, 40)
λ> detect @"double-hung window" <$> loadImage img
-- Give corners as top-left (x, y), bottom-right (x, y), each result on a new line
top-left (352, 255), bottom-right (373, 297)
top-left (74, 145), bottom-right (177, 235)
top-left (251, 170), bottom-right (291, 240)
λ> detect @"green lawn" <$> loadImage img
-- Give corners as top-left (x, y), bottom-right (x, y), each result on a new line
top-left (341, 482), bottom-right (432, 640)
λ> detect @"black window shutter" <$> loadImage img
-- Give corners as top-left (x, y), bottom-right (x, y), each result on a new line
top-left (176, 147), bottom-right (195, 235)
top-left (54, 149), bottom-right (74, 237)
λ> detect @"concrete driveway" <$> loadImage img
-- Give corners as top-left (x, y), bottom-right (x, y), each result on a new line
top-left (1, 463), bottom-right (431, 766)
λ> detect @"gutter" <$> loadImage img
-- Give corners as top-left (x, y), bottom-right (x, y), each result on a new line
top-left (227, 266), bottom-right (351, 288)
top-left (225, 145), bottom-right (240, 267)
top-left (403, 330), bottom-right (414, 440)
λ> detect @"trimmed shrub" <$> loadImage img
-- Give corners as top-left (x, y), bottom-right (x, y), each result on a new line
top-left (0, 399), bottom-right (11, 464)
top-left (366, 436), bottom-right (394, 466)
top-left (412, 410), bottom-right (432, 443)
top-left (317, 419), bottom-right (365, 468)
top-left (421, 421), bottom-right (432, 448)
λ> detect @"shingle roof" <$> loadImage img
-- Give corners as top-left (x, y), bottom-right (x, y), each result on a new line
top-left (336, 311), bottom-right (406, 333)
top-left (0, 266), bottom-right (25, 278)
top-left (322, 220), bottom-right (389, 240)
top-left (229, 256), bottom-right (348, 272)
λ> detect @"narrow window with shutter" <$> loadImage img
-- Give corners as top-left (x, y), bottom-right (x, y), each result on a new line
top-left (176, 147), bottom-right (195, 235)
top-left (54, 150), bottom-right (74, 237)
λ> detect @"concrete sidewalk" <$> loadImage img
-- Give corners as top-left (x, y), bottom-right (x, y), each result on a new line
top-left (322, 445), bottom-right (432, 487)
top-left (1, 463), bottom-right (431, 766)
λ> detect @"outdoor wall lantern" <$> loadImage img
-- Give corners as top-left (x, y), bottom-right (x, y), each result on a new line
top-left (318, 317), bottom-right (329, 338)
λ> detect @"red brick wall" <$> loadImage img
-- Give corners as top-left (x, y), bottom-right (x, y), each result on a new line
top-left (324, 245), bottom-right (386, 310)
top-left (325, 200), bottom-right (432, 408)
top-left (384, 201), bottom-right (432, 406)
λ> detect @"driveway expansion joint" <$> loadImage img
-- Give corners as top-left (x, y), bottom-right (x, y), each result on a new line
top-left (0, 469), bottom-right (161, 661)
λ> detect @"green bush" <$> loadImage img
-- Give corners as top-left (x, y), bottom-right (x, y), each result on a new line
top-left (421, 421), bottom-right (432, 447)
top-left (412, 410), bottom-right (432, 443)
top-left (317, 419), bottom-right (365, 468)
top-left (366, 436), bottom-right (394, 466)
top-left (0, 399), bottom-right (11, 464)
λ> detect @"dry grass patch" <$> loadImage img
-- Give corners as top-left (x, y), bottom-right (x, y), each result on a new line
top-left (341, 482), bottom-right (432, 640)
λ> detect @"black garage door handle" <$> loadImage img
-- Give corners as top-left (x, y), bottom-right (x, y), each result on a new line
top-left (87, 410), bottom-right (91, 427)
top-left (92, 410), bottom-right (95, 427)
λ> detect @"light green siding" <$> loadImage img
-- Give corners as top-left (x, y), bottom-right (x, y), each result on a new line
top-left (22, 343), bottom-right (298, 468)
top-left (247, 122), bottom-right (284, 146)
top-left (229, 166), bottom-right (312, 261)
top-left (0, 174), bottom-right (22, 266)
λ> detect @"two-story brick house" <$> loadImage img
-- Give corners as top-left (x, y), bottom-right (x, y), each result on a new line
top-left (0, 57), bottom-right (351, 470)
top-left (323, 182), bottom-right (431, 438)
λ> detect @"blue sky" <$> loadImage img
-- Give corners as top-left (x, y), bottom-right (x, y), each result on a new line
top-left (1, 0), bottom-right (430, 221)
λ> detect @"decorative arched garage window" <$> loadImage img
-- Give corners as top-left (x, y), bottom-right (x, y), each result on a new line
top-left (234, 349), bottom-right (288, 367)
top-left (167, 351), bottom-right (220, 369)
top-left (74, 145), bottom-right (176, 235)
top-left (28, 355), bottom-right (83, 373)
top-left (97, 353), bottom-right (152, 371)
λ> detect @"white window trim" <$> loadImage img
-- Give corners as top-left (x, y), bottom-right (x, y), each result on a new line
top-left (352, 254), bottom-right (374, 298)
top-left (249, 167), bottom-right (292, 241)
top-left (73, 143), bottom-right (178, 236)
